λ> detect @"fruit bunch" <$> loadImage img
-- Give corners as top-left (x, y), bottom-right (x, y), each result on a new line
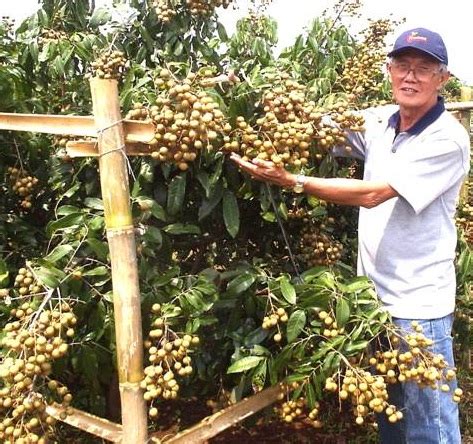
top-left (184, 0), bottom-right (233, 16)
top-left (13, 267), bottom-right (44, 297)
top-left (6, 167), bottom-right (39, 211)
top-left (298, 225), bottom-right (344, 267)
top-left (152, 0), bottom-right (176, 23)
top-left (141, 304), bottom-right (200, 418)
top-left (227, 73), bottom-right (365, 170)
top-left (0, 299), bottom-right (76, 443)
top-left (339, 18), bottom-right (397, 104)
top-left (38, 28), bottom-right (69, 45)
top-left (89, 48), bottom-right (127, 80)
top-left (262, 306), bottom-right (288, 342)
top-left (318, 310), bottom-right (344, 338)
top-left (275, 385), bottom-right (322, 428)
top-left (147, 68), bottom-right (231, 171)
top-left (324, 320), bottom-right (463, 428)
top-left (455, 179), bottom-right (472, 245)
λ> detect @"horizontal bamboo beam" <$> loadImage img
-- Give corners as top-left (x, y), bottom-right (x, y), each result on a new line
top-left (65, 140), bottom-right (154, 157)
top-left (45, 404), bottom-right (122, 442)
top-left (160, 385), bottom-right (282, 443)
top-left (0, 113), bottom-right (155, 143)
top-left (445, 100), bottom-right (473, 111)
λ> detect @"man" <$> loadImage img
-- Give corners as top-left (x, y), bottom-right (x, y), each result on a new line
top-left (230, 27), bottom-right (470, 443)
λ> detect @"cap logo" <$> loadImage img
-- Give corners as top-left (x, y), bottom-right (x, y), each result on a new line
top-left (406, 32), bottom-right (427, 43)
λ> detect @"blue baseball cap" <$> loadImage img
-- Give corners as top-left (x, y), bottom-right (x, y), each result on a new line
top-left (388, 27), bottom-right (448, 65)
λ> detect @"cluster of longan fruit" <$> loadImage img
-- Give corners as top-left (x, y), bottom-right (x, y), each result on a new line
top-left (228, 73), bottom-right (365, 170)
top-left (184, 0), bottom-right (233, 16)
top-left (339, 19), bottom-right (396, 104)
top-left (142, 304), bottom-right (200, 418)
top-left (274, 385), bottom-right (323, 429)
top-left (89, 49), bottom-right (127, 80)
top-left (13, 267), bottom-right (44, 297)
top-left (318, 310), bottom-right (344, 338)
top-left (370, 322), bottom-right (463, 400)
top-left (455, 181), bottom-right (472, 245)
top-left (325, 368), bottom-right (397, 425)
top-left (38, 28), bottom-right (69, 45)
top-left (262, 307), bottom-right (288, 342)
top-left (0, 301), bottom-right (76, 443)
top-left (6, 167), bottom-right (39, 211)
top-left (147, 68), bottom-right (231, 171)
top-left (298, 226), bottom-right (344, 267)
top-left (152, 0), bottom-right (176, 23)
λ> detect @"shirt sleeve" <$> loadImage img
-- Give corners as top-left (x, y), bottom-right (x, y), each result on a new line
top-left (387, 138), bottom-right (468, 214)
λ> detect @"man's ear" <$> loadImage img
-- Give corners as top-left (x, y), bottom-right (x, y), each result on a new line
top-left (438, 71), bottom-right (450, 91)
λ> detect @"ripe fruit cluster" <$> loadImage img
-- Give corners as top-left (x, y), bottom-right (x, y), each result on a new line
top-left (275, 386), bottom-right (322, 429)
top-left (184, 0), bottom-right (233, 15)
top-left (339, 19), bottom-right (396, 104)
top-left (298, 225), bottom-right (344, 267)
top-left (13, 267), bottom-right (44, 297)
top-left (0, 299), bottom-right (76, 443)
top-left (324, 321), bottom-right (463, 428)
top-left (38, 28), bottom-right (68, 45)
top-left (262, 307), bottom-right (288, 342)
top-left (152, 0), bottom-right (176, 23)
top-left (90, 49), bottom-right (127, 80)
top-left (141, 304), bottom-right (200, 418)
top-left (228, 73), bottom-right (365, 170)
top-left (318, 310), bottom-right (344, 338)
top-left (6, 167), bottom-right (39, 211)
top-left (146, 68), bottom-right (231, 171)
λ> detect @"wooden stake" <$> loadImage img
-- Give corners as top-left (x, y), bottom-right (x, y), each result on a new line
top-left (90, 77), bottom-right (148, 444)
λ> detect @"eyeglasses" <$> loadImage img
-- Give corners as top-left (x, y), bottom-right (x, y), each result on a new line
top-left (389, 62), bottom-right (442, 81)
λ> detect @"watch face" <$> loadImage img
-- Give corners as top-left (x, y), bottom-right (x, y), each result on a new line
top-left (293, 184), bottom-right (304, 193)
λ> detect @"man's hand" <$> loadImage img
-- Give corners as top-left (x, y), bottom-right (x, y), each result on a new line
top-left (229, 153), bottom-right (296, 188)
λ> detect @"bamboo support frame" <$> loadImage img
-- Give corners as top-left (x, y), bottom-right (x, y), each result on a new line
top-left (0, 113), bottom-right (155, 143)
top-left (89, 78), bottom-right (148, 443)
top-left (45, 404), bottom-right (122, 442)
top-left (159, 386), bottom-right (282, 443)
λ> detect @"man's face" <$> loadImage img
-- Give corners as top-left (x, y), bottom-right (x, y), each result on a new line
top-left (387, 50), bottom-right (449, 111)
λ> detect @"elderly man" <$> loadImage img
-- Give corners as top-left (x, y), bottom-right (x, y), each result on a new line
top-left (231, 27), bottom-right (470, 443)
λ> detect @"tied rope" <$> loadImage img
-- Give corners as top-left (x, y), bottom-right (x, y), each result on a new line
top-left (265, 183), bottom-right (302, 282)
top-left (95, 119), bottom-right (136, 181)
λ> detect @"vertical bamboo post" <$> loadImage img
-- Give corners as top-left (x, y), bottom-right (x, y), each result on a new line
top-left (90, 78), bottom-right (148, 443)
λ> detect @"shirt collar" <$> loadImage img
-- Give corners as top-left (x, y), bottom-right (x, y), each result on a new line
top-left (388, 96), bottom-right (445, 135)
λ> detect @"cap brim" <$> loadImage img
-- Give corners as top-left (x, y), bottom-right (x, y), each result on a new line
top-left (387, 46), bottom-right (445, 64)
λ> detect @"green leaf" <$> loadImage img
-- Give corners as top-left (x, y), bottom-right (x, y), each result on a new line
top-left (89, 8), bottom-right (111, 28)
top-left (83, 266), bottom-right (109, 277)
top-left (306, 382), bottom-right (317, 409)
top-left (343, 276), bottom-right (373, 293)
top-left (35, 266), bottom-right (66, 288)
top-left (280, 276), bottom-right (296, 304)
top-left (46, 213), bottom-right (84, 236)
top-left (227, 356), bottom-right (265, 374)
top-left (335, 298), bottom-right (350, 328)
top-left (167, 174), bottom-right (186, 217)
top-left (286, 310), bottom-right (306, 343)
top-left (226, 272), bottom-right (256, 295)
top-left (44, 244), bottom-right (74, 264)
top-left (163, 224), bottom-right (200, 235)
top-left (222, 190), bottom-right (240, 238)
top-left (198, 181), bottom-right (224, 221)
top-left (344, 340), bottom-right (370, 354)
top-left (84, 198), bottom-right (104, 211)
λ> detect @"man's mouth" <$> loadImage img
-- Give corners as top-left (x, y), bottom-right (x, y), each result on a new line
top-left (400, 87), bottom-right (418, 93)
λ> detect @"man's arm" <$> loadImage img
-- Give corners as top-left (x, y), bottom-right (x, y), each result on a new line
top-left (230, 154), bottom-right (398, 209)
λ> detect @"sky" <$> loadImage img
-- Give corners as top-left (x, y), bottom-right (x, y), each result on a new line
top-left (2, 0), bottom-right (473, 84)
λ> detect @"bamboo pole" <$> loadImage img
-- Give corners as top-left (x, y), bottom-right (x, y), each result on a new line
top-left (46, 404), bottom-right (122, 442)
top-left (159, 385), bottom-right (282, 443)
top-left (0, 113), bottom-right (155, 143)
top-left (89, 77), bottom-right (148, 444)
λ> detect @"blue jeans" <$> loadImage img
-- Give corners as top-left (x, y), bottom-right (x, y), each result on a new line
top-left (378, 314), bottom-right (460, 444)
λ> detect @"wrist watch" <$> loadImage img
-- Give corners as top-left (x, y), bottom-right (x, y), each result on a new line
top-left (293, 174), bottom-right (307, 193)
